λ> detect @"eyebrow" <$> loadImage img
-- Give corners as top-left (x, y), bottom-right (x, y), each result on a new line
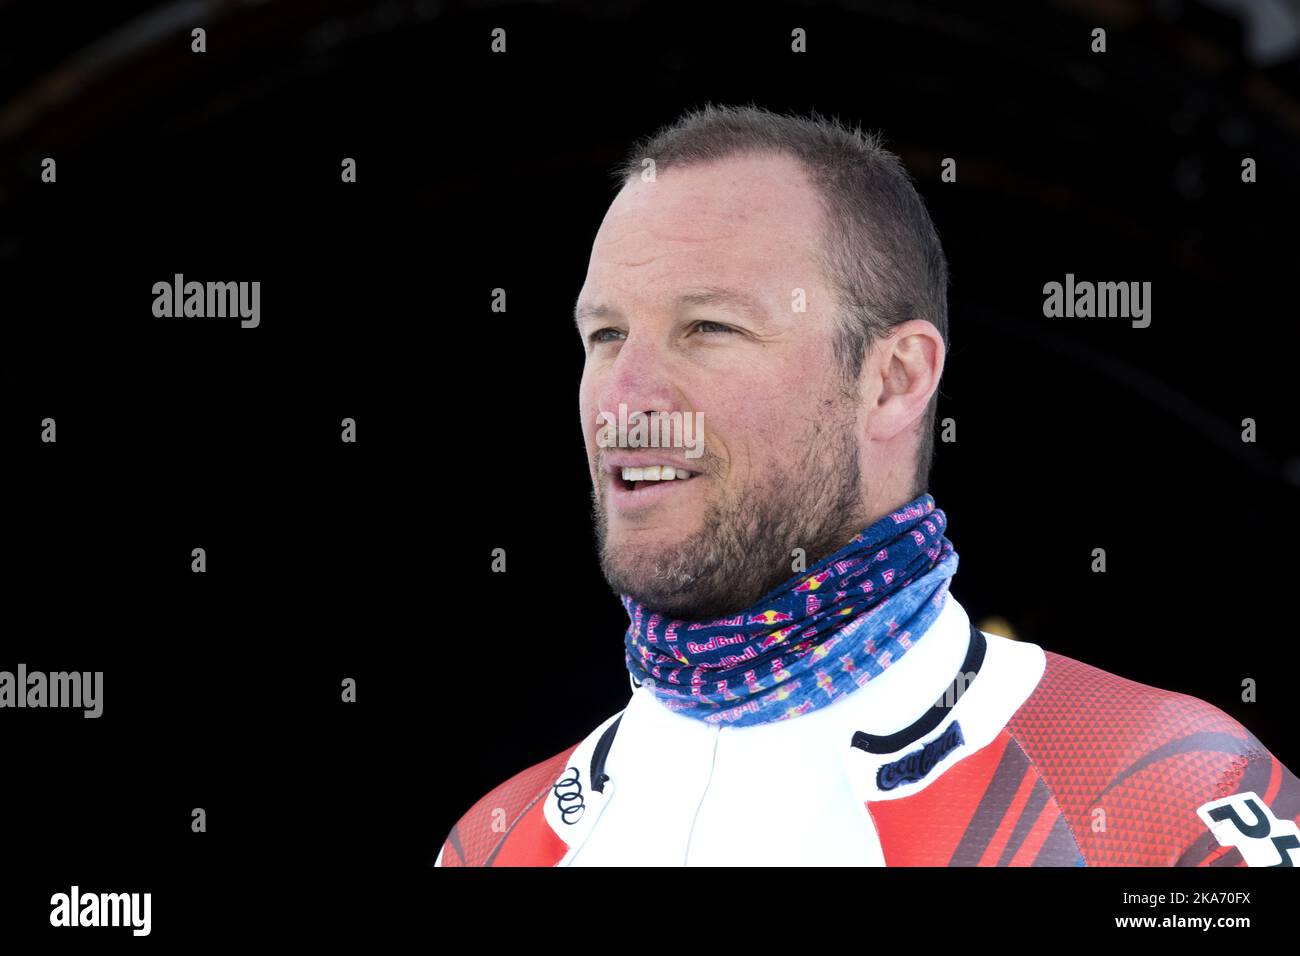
top-left (573, 286), bottom-right (771, 329)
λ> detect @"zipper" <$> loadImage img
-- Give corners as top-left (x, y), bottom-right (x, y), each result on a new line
top-left (683, 725), bottom-right (722, 865)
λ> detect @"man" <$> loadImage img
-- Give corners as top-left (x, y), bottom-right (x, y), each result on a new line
top-left (436, 104), bottom-right (1300, 867)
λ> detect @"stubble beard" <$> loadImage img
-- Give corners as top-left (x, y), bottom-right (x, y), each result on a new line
top-left (592, 397), bottom-right (868, 620)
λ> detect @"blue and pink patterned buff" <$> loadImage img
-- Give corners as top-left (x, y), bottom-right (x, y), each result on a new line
top-left (622, 492), bottom-right (959, 727)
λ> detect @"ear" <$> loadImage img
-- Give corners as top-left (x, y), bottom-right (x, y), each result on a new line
top-left (865, 320), bottom-right (944, 443)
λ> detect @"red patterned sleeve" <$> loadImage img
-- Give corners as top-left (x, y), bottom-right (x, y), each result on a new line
top-left (1176, 728), bottom-right (1300, 867)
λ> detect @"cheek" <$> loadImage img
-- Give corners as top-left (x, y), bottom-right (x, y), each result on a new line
top-left (578, 369), bottom-right (596, 419)
top-left (716, 390), bottom-right (801, 439)
top-left (711, 389), bottom-right (832, 471)
top-left (578, 373), bottom-right (601, 453)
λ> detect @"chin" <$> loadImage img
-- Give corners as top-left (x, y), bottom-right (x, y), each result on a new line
top-left (601, 532), bottom-right (699, 598)
top-left (607, 517), bottom-right (707, 574)
top-left (604, 526), bottom-right (682, 568)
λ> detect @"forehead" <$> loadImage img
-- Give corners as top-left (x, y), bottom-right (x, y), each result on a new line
top-left (581, 152), bottom-right (827, 303)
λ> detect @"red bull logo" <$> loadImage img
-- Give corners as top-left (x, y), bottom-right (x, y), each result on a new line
top-left (689, 615), bottom-right (743, 630)
top-left (891, 502), bottom-right (926, 522)
top-left (748, 609), bottom-right (793, 625)
top-left (785, 699), bottom-right (815, 718)
top-left (763, 677), bottom-right (799, 705)
top-left (794, 570), bottom-right (832, 593)
top-left (686, 632), bottom-right (746, 653)
top-left (706, 700), bottom-right (761, 724)
top-left (715, 679), bottom-right (742, 702)
top-left (707, 648), bottom-right (759, 668)
top-left (758, 624), bottom-right (798, 650)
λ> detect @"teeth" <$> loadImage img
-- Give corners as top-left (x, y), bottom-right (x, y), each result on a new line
top-left (621, 466), bottom-right (695, 483)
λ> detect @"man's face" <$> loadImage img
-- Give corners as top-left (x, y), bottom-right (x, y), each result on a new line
top-left (576, 153), bottom-right (870, 619)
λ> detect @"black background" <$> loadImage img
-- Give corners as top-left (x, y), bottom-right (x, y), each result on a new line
top-left (2, 0), bottom-right (1297, 941)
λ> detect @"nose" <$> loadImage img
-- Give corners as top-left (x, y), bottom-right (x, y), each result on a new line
top-left (591, 331), bottom-right (686, 434)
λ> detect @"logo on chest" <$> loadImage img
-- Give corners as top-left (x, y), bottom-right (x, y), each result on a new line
top-left (876, 720), bottom-right (965, 791)
top-left (552, 766), bottom-right (586, 825)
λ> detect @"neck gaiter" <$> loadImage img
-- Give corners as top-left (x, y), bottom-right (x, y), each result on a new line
top-left (622, 492), bottom-right (958, 727)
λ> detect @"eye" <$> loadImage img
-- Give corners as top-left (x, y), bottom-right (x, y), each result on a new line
top-left (693, 321), bottom-right (736, 335)
top-left (588, 327), bottom-right (625, 344)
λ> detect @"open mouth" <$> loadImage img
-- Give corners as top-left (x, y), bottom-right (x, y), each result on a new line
top-left (613, 465), bottom-right (701, 493)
